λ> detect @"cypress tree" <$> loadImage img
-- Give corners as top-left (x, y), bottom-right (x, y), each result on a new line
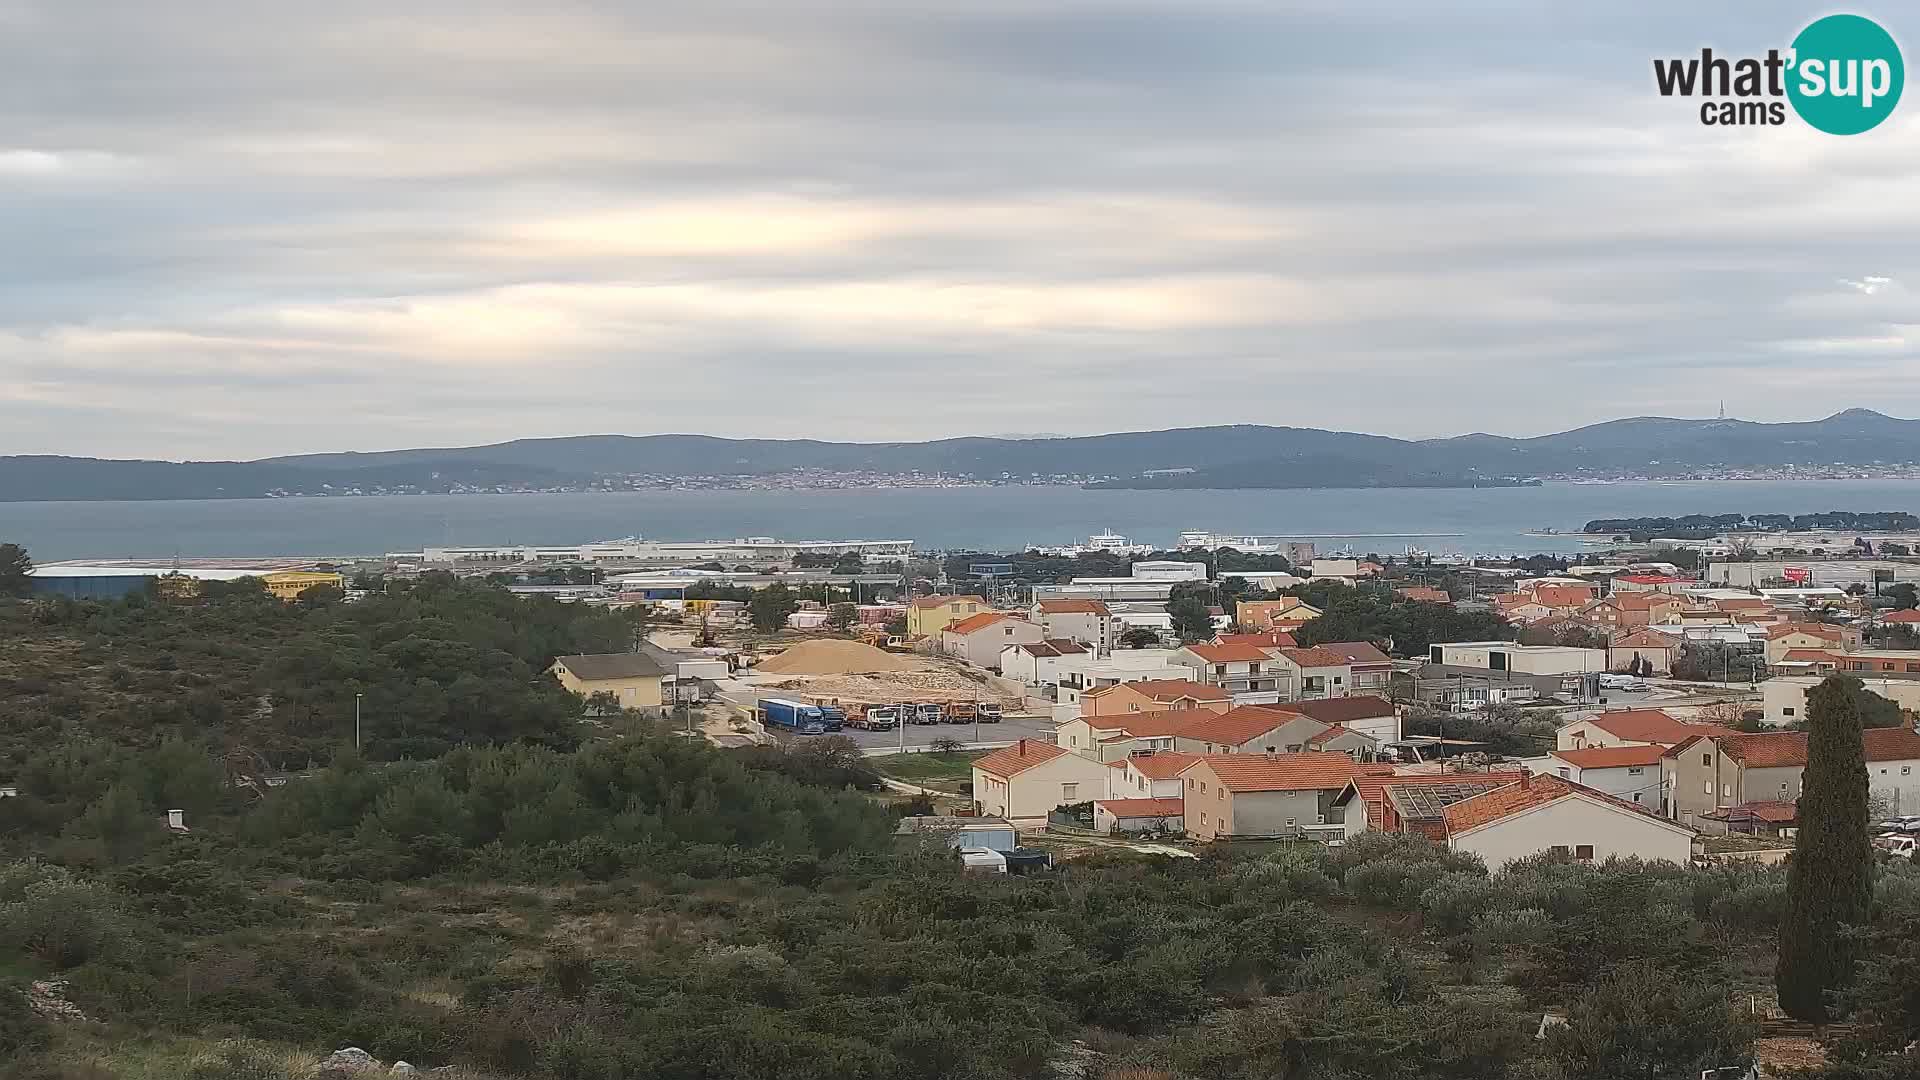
top-left (1776, 675), bottom-right (1875, 1020)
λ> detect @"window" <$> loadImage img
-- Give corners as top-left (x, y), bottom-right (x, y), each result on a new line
top-left (1703, 781), bottom-right (1713, 794)
top-left (1702, 754), bottom-right (1713, 767)
top-left (1062, 783), bottom-right (1078, 801)
top-left (1575, 845), bottom-right (1594, 861)
top-left (1557, 768), bottom-right (1571, 779)
top-left (1722, 784), bottom-right (1732, 798)
top-left (1286, 818), bottom-right (1296, 827)
top-left (1070, 736), bottom-right (1077, 746)
top-left (1550, 844), bottom-right (1570, 856)
top-left (1632, 793), bottom-right (1642, 803)
top-left (1627, 766), bottom-right (1644, 775)
top-left (1783, 708), bottom-right (1796, 717)
top-left (1217, 789), bottom-right (1224, 801)
top-left (1906, 766), bottom-right (1913, 776)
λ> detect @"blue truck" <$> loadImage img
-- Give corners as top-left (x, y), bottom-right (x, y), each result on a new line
top-left (760, 697), bottom-right (841, 735)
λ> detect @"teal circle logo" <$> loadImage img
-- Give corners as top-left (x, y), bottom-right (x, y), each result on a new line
top-left (1787, 14), bottom-right (1904, 134)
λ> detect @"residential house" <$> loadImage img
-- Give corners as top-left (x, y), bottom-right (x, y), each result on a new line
top-left (1311, 641), bottom-right (1394, 693)
top-left (1556, 708), bottom-right (1735, 751)
top-left (1105, 750), bottom-right (1200, 799)
top-left (1305, 725), bottom-right (1384, 759)
top-left (1531, 583), bottom-right (1600, 611)
top-left (1342, 771), bottom-right (1528, 836)
top-left (1611, 574), bottom-right (1693, 594)
top-left (906, 594), bottom-right (989, 637)
top-left (1534, 745), bottom-right (1668, 808)
top-left (1664, 727), bottom-right (1920, 825)
top-left (1235, 598), bottom-right (1323, 632)
top-left (999, 639), bottom-right (1089, 685)
top-left (1761, 675), bottom-right (1920, 727)
top-left (1762, 622), bottom-right (1860, 663)
top-left (1172, 707), bottom-right (1333, 756)
top-left (1180, 754), bottom-right (1369, 842)
top-left (1608, 629), bottom-right (1679, 675)
top-left (1431, 642), bottom-right (1607, 678)
top-left (1491, 592), bottom-right (1552, 622)
top-left (940, 613), bottom-right (1044, 670)
top-left (1880, 609), bottom-right (1920, 628)
top-left (1091, 797), bottom-right (1185, 835)
top-left (1394, 663), bottom-right (1566, 710)
top-left (262, 570), bottom-right (346, 601)
top-left (1768, 649), bottom-right (1843, 678)
top-left (1032, 599), bottom-right (1117, 654)
top-left (1217, 629), bottom-right (1298, 649)
top-left (1058, 710), bottom-right (1199, 761)
top-left (550, 653), bottom-right (668, 714)
top-left (1080, 679), bottom-right (1232, 718)
top-left (1052, 653), bottom-right (1196, 707)
top-left (1442, 774), bottom-right (1695, 871)
top-left (1270, 646), bottom-right (1355, 700)
top-left (1396, 586), bottom-right (1452, 605)
top-left (1833, 649), bottom-right (1920, 677)
top-left (1581, 592), bottom-right (1682, 631)
top-left (972, 740), bottom-right (1114, 818)
top-left (1173, 642), bottom-right (1292, 702)
top-left (1284, 695), bottom-right (1403, 744)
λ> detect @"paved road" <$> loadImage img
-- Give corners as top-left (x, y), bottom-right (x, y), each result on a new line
top-left (827, 714), bottom-right (1054, 751)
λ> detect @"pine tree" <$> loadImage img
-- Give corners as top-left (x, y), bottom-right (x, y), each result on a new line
top-left (1776, 675), bottom-right (1875, 1020)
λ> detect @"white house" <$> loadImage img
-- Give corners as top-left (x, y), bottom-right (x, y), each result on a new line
top-left (1105, 751), bottom-right (1200, 800)
top-left (1172, 642), bottom-right (1291, 702)
top-left (1531, 745), bottom-right (1667, 809)
top-left (1270, 646), bottom-right (1356, 701)
top-left (1431, 642), bottom-right (1607, 677)
top-left (1031, 599), bottom-right (1118, 654)
top-left (1763, 675), bottom-right (1920, 727)
top-left (1556, 709), bottom-right (1730, 751)
top-left (940, 613), bottom-right (1045, 670)
top-left (1441, 774), bottom-right (1695, 871)
top-left (999, 639), bottom-right (1089, 686)
top-left (972, 740), bottom-right (1114, 818)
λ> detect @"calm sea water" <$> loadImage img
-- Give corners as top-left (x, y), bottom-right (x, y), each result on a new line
top-left (7, 480), bottom-right (1920, 562)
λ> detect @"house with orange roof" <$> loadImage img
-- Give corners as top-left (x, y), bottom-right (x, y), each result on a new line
top-left (1217, 629), bottom-right (1299, 649)
top-left (1536, 745), bottom-right (1668, 808)
top-left (906, 594), bottom-right (989, 637)
top-left (1058, 709), bottom-right (1206, 761)
top-left (1339, 770), bottom-right (1528, 836)
top-left (1531, 583), bottom-right (1599, 611)
top-left (939, 612), bottom-right (1044, 670)
top-left (1091, 797), bottom-right (1186, 835)
top-left (1310, 641), bottom-right (1394, 693)
top-left (1581, 592), bottom-right (1683, 631)
top-left (1171, 641), bottom-right (1292, 701)
top-left (1881, 609), bottom-right (1920, 627)
top-left (1284, 695), bottom-right (1403, 743)
top-left (1234, 597), bottom-right (1322, 632)
top-left (1396, 586), bottom-right (1451, 605)
top-left (1492, 592), bottom-right (1552, 622)
top-left (1105, 751), bottom-right (1201, 800)
top-left (1030, 599), bottom-right (1116, 654)
top-left (971, 739), bottom-right (1114, 819)
top-left (1768, 648), bottom-right (1842, 677)
top-left (1762, 621), bottom-right (1860, 663)
top-left (1664, 726), bottom-right (1920, 826)
top-left (1079, 679), bottom-right (1232, 718)
top-left (1556, 708), bottom-right (1736, 752)
top-left (999, 638), bottom-right (1088, 685)
top-left (1169, 706), bottom-right (1345, 757)
top-left (1611, 574), bottom-right (1693, 594)
top-left (1270, 646), bottom-right (1357, 701)
top-left (1607, 629), bottom-right (1679, 675)
top-left (1440, 773), bottom-right (1694, 871)
top-left (1179, 753), bottom-right (1371, 842)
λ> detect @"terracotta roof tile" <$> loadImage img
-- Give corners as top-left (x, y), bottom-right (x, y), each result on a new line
top-left (1177, 707), bottom-right (1307, 747)
top-left (1091, 679), bottom-right (1231, 702)
top-left (1183, 752), bottom-right (1361, 793)
top-left (1284, 695), bottom-right (1397, 726)
top-left (1582, 709), bottom-right (1732, 746)
top-left (1184, 642), bottom-right (1278, 663)
top-left (1036, 599), bottom-right (1112, 616)
top-left (1550, 745), bottom-right (1669, 769)
top-left (1442, 773), bottom-right (1671, 835)
top-left (1306, 725), bottom-right (1354, 746)
top-left (944, 612), bottom-right (1025, 635)
top-left (1218, 631), bottom-right (1299, 648)
top-left (1093, 797), bottom-right (1185, 817)
top-left (1312, 641), bottom-right (1393, 665)
top-left (1124, 751), bottom-right (1202, 779)
top-left (1086, 710), bottom-right (1207, 738)
top-left (1712, 728), bottom-right (1920, 769)
top-left (972, 739), bottom-right (1069, 778)
top-left (1882, 610), bottom-right (1920, 624)
top-left (1767, 622), bottom-right (1848, 640)
top-left (1350, 770), bottom-right (1527, 831)
top-left (1533, 585), bottom-right (1598, 608)
top-left (1397, 587), bottom-right (1451, 603)
top-left (1613, 629), bottom-right (1678, 648)
top-left (1279, 646), bottom-right (1353, 668)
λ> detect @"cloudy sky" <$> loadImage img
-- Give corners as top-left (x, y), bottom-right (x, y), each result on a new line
top-left (4, 1), bottom-right (1918, 460)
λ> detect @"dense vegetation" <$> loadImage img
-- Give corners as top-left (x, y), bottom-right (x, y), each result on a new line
top-left (6, 573), bottom-right (1920, 1079)
top-left (1583, 511), bottom-right (1920, 535)
top-left (1284, 581), bottom-right (1514, 656)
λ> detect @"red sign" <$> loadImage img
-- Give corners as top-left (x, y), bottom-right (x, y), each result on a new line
top-left (1783, 566), bottom-right (1811, 584)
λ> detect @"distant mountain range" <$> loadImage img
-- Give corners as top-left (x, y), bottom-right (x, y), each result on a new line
top-left (6, 409), bottom-right (1920, 502)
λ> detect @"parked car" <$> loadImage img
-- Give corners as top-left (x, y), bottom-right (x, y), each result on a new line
top-left (1875, 834), bottom-right (1917, 860)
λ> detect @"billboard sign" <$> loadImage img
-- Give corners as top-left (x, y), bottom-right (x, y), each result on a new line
top-left (1783, 566), bottom-right (1811, 584)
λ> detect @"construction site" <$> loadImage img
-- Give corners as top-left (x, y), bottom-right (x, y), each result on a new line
top-left (746, 639), bottom-right (1025, 718)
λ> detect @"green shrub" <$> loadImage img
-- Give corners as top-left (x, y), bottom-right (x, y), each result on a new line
top-left (0, 863), bottom-right (127, 969)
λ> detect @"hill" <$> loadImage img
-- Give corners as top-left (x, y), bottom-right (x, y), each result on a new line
top-left (7, 409), bottom-right (1920, 500)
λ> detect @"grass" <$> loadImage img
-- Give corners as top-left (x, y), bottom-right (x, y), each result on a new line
top-left (869, 750), bottom-right (984, 790)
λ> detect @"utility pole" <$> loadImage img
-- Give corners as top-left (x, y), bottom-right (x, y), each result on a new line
top-left (354, 693), bottom-right (363, 752)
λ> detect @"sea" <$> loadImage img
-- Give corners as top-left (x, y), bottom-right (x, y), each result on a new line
top-left (8, 479), bottom-right (1920, 563)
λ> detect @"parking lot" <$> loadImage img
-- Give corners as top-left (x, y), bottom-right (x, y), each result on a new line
top-left (834, 713), bottom-right (1055, 752)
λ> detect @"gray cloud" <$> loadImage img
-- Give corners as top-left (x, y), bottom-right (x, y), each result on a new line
top-left (3, 0), bottom-right (1919, 458)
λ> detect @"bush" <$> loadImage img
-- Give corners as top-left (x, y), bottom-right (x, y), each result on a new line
top-left (1422, 872), bottom-right (1499, 936)
top-left (0, 982), bottom-right (51, 1059)
top-left (1348, 859), bottom-right (1448, 911)
top-left (0, 862), bottom-right (127, 969)
top-left (1473, 907), bottom-right (1554, 948)
top-left (185, 1038), bottom-right (293, 1080)
top-left (1708, 881), bottom-right (1787, 927)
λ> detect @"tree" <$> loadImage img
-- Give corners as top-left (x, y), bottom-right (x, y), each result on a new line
top-left (1168, 598), bottom-right (1214, 644)
top-left (0, 543), bottom-right (30, 598)
top-left (1887, 582), bottom-right (1919, 611)
top-left (748, 583), bottom-right (800, 633)
top-left (1119, 626), bottom-right (1163, 649)
top-left (929, 737), bottom-right (963, 755)
top-left (1545, 961), bottom-right (1756, 1080)
top-left (1777, 675), bottom-right (1876, 1021)
top-left (884, 614), bottom-right (908, 637)
top-left (826, 603), bottom-right (858, 632)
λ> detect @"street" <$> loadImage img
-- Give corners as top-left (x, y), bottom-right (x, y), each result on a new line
top-left (704, 671), bottom-right (1054, 751)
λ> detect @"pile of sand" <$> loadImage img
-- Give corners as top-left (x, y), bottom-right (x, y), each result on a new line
top-left (756, 639), bottom-right (918, 676)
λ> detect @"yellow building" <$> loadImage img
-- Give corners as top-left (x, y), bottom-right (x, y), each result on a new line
top-left (262, 570), bottom-right (345, 602)
top-left (906, 594), bottom-right (989, 638)
top-left (550, 653), bottom-right (669, 714)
